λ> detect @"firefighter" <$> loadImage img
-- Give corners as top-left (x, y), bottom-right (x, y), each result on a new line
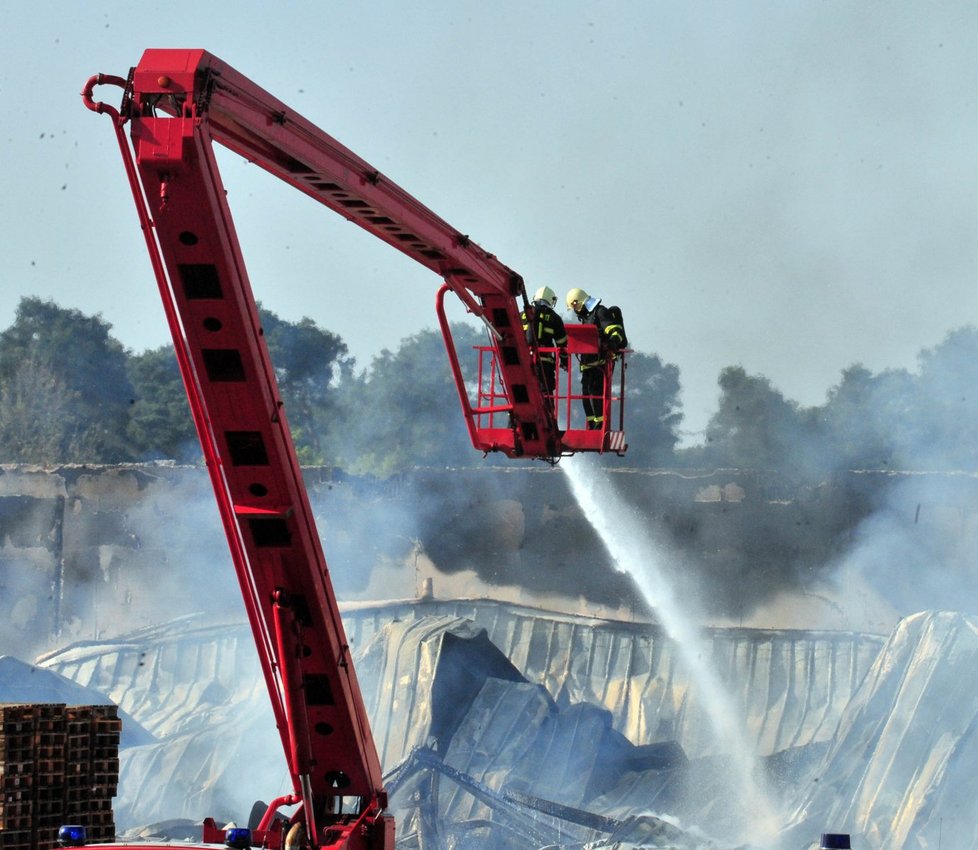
top-left (565, 288), bottom-right (628, 430)
top-left (522, 286), bottom-right (568, 395)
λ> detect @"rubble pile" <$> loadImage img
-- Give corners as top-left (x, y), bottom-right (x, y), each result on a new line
top-left (0, 600), bottom-right (975, 848)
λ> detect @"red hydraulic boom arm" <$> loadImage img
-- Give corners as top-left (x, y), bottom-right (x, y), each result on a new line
top-left (84, 49), bottom-right (627, 463)
top-left (81, 48), bottom-right (627, 850)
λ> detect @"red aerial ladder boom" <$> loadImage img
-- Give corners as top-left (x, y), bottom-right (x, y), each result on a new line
top-left (81, 48), bottom-right (627, 850)
top-left (85, 49), bottom-right (627, 462)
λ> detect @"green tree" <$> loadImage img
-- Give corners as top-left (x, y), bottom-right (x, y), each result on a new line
top-left (0, 358), bottom-right (84, 462)
top-left (698, 365), bottom-right (820, 471)
top-left (259, 305), bottom-right (354, 465)
top-left (126, 307), bottom-right (353, 464)
top-left (332, 324), bottom-right (484, 476)
top-left (820, 364), bottom-right (916, 470)
top-left (911, 327), bottom-right (978, 469)
top-left (127, 346), bottom-right (198, 462)
top-left (613, 352), bottom-right (683, 466)
top-left (0, 297), bottom-right (134, 463)
top-left (817, 331), bottom-right (978, 472)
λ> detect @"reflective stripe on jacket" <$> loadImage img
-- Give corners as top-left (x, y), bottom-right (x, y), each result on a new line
top-left (522, 302), bottom-right (568, 362)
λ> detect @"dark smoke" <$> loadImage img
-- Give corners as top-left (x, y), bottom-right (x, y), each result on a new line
top-left (666, 326), bottom-right (978, 625)
top-left (303, 467), bottom-right (649, 615)
top-left (4, 326), bottom-right (978, 654)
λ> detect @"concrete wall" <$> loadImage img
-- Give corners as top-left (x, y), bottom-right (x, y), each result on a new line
top-left (0, 464), bottom-right (230, 657)
top-left (3, 463), bottom-right (978, 659)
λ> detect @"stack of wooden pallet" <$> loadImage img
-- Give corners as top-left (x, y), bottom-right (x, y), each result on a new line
top-left (0, 704), bottom-right (120, 850)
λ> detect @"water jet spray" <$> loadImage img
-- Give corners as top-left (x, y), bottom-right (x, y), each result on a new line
top-left (562, 455), bottom-right (782, 846)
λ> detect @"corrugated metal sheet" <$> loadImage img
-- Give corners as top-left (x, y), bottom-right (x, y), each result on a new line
top-left (782, 611), bottom-right (978, 850)
top-left (440, 681), bottom-right (634, 814)
top-left (343, 599), bottom-right (884, 758)
top-left (35, 616), bottom-right (267, 740)
top-left (37, 601), bottom-right (883, 763)
top-left (355, 615), bottom-right (525, 770)
top-left (29, 599), bottom-right (978, 850)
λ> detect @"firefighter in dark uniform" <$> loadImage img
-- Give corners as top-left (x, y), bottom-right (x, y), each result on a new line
top-left (565, 288), bottom-right (627, 430)
top-left (522, 286), bottom-right (568, 395)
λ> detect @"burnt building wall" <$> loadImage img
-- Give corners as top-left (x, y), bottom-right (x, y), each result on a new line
top-left (2, 463), bottom-right (977, 659)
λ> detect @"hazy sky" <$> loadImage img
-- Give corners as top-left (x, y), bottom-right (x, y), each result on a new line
top-left (4, 1), bottom-right (978, 441)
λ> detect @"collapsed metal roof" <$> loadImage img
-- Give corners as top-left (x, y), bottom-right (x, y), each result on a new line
top-left (23, 597), bottom-right (902, 849)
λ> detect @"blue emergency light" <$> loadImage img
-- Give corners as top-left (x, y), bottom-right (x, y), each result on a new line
top-left (225, 827), bottom-right (253, 849)
top-left (57, 825), bottom-right (87, 847)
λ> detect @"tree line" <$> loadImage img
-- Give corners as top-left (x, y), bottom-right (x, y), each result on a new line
top-left (1, 296), bottom-right (977, 475)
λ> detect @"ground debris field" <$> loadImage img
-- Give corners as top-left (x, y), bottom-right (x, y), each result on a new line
top-left (3, 463), bottom-right (978, 849)
top-left (0, 601), bottom-right (969, 850)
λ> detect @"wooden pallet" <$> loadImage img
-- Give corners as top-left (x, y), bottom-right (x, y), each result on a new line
top-left (0, 704), bottom-right (121, 850)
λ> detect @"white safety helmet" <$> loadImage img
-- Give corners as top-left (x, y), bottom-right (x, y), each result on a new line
top-left (533, 286), bottom-right (558, 308)
top-left (566, 288), bottom-right (589, 312)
